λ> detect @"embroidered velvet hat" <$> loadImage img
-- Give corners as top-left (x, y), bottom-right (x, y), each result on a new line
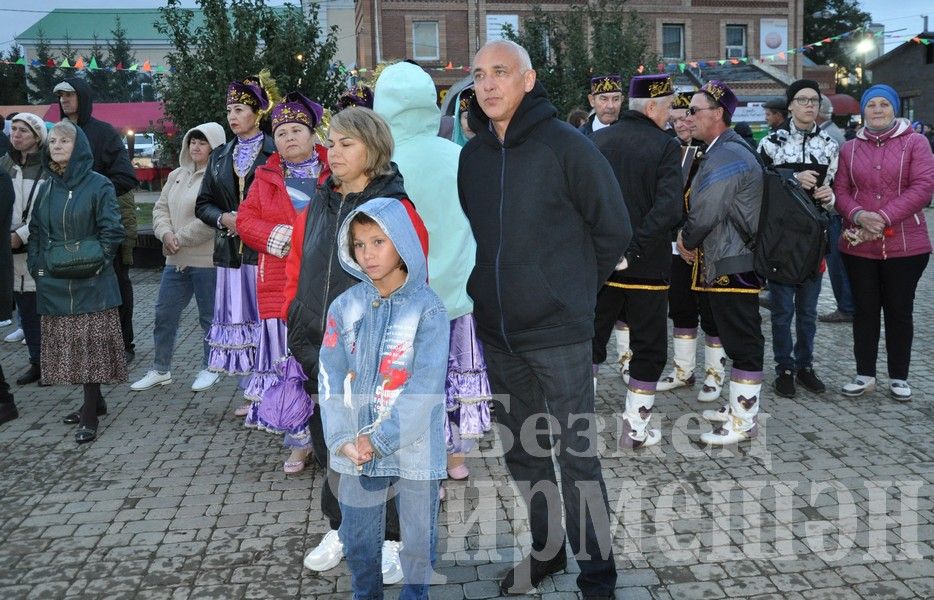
top-left (226, 77), bottom-right (271, 113)
top-left (271, 92), bottom-right (324, 132)
top-left (338, 85), bottom-right (375, 110)
top-left (699, 80), bottom-right (738, 116)
top-left (590, 74), bottom-right (623, 96)
top-left (672, 91), bottom-right (694, 109)
top-left (629, 74), bottom-right (674, 99)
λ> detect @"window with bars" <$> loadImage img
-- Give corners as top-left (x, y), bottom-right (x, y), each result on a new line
top-left (663, 24), bottom-right (685, 60)
top-left (413, 21), bottom-right (440, 61)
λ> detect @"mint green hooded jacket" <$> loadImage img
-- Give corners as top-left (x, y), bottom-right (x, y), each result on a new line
top-left (374, 62), bottom-right (476, 320)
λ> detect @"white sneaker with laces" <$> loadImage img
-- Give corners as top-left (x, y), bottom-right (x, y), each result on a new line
top-left (130, 370), bottom-right (172, 391)
top-left (304, 529), bottom-right (344, 571)
top-left (381, 540), bottom-right (403, 584)
top-left (4, 328), bottom-right (24, 343)
top-left (191, 369), bottom-right (220, 392)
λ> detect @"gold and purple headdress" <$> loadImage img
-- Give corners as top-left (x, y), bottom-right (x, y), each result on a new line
top-left (672, 91), bottom-right (694, 109)
top-left (590, 74), bottom-right (623, 96)
top-left (699, 80), bottom-right (738, 116)
top-left (458, 87), bottom-right (475, 114)
top-left (226, 77), bottom-right (271, 113)
top-left (337, 85), bottom-right (374, 111)
top-left (629, 74), bottom-right (674, 99)
top-left (271, 92), bottom-right (325, 132)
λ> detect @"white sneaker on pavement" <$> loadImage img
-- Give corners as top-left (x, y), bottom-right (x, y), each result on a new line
top-left (4, 328), bottom-right (24, 343)
top-left (191, 369), bottom-right (220, 392)
top-left (130, 370), bottom-right (173, 391)
top-left (304, 529), bottom-right (344, 571)
top-left (382, 540), bottom-right (403, 584)
top-left (0, 319), bottom-right (11, 327)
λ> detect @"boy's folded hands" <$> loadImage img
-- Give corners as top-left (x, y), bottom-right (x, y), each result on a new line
top-left (341, 435), bottom-right (376, 466)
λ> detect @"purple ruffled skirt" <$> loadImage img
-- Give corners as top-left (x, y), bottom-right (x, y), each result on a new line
top-left (254, 356), bottom-right (314, 449)
top-left (243, 318), bottom-right (289, 411)
top-left (445, 314), bottom-right (492, 454)
top-left (207, 265), bottom-right (259, 375)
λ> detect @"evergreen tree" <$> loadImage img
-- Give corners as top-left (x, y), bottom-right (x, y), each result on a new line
top-left (0, 45), bottom-right (28, 105)
top-left (108, 17), bottom-right (139, 103)
top-left (86, 36), bottom-right (112, 102)
top-left (25, 29), bottom-right (59, 104)
top-left (156, 0), bottom-right (344, 158)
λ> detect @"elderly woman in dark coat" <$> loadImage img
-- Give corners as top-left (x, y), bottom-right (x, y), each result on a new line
top-left (27, 121), bottom-right (126, 443)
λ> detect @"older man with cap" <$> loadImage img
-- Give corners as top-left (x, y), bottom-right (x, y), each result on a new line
top-left (763, 96), bottom-right (789, 133)
top-left (459, 39), bottom-right (629, 599)
top-left (756, 79), bottom-right (838, 400)
top-left (579, 74), bottom-right (623, 136)
top-left (0, 113), bottom-right (49, 385)
top-left (590, 73), bottom-right (682, 449)
top-left (678, 80), bottom-right (765, 445)
top-left (54, 78), bottom-right (139, 362)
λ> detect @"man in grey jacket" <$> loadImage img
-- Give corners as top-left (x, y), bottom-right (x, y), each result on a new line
top-left (677, 80), bottom-right (765, 446)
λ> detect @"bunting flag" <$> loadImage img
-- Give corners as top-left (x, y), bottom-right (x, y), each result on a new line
top-left (89, 57), bottom-right (98, 70)
top-left (74, 57), bottom-right (85, 70)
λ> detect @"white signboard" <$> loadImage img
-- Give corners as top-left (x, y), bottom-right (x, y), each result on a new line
top-left (487, 15), bottom-right (519, 43)
top-left (733, 103), bottom-right (766, 123)
top-left (760, 18), bottom-right (788, 65)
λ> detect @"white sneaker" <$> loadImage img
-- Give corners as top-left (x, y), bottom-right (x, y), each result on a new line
top-left (702, 405), bottom-right (730, 422)
top-left (4, 328), bottom-right (24, 343)
top-left (381, 540), bottom-right (403, 584)
top-left (191, 369), bottom-right (220, 392)
top-left (304, 529), bottom-right (344, 571)
top-left (0, 319), bottom-right (11, 327)
top-left (840, 375), bottom-right (876, 397)
top-left (130, 370), bottom-right (173, 391)
top-left (890, 379), bottom-right (912, 402)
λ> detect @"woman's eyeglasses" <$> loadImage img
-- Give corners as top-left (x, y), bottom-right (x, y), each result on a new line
top-left (686, 106), bottom-right (721, 116)
top-left (793, 97), bottom-right (820, 106)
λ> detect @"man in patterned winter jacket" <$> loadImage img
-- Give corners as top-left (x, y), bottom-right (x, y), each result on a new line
top-left (757, 79), bottom-right (839, 400)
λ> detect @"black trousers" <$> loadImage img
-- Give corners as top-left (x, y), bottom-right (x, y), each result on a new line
top-left (12, 291), bottom-right (41, 365)
top-left (668, 255), bottom-right (719, 336)
top-left (592, 284), bottom-right (668, 383)
top-left (698, 291), bottom-right (764, 372)
top-left (0, 365), bottom-right (11, 405)
top-left (113, 256), bottom-right (134, 352)
top-left (842, 252), bottom-right (929, 379)
top-left (306, 380), bottom-right (401, 541)
top-left (484, 340), bottom-right (617, 597)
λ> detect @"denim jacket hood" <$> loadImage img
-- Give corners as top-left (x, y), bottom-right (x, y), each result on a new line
top-left (319, 197), bottom-right (449, 480)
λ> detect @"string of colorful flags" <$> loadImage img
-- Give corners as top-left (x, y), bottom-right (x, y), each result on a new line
top-left (0, 28), bottom-right (930, 76)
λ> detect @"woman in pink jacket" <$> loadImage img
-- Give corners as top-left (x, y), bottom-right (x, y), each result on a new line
top-left (834, 84), bottom-right (934, 401)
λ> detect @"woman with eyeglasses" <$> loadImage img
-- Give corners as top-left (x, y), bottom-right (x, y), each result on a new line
top-left (833, 84), bottom-right (934, 401)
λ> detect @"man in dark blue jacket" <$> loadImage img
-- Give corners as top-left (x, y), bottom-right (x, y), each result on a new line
top-left (55, 78), bottom-right (138, 361)
top-left (458, 40), bottom-right (630, 600)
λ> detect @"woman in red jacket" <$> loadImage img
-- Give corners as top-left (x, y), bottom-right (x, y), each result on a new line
top-left (237, 92), bottom-right (329, 472)
top-left (834, 84), bottom-right (934, 401)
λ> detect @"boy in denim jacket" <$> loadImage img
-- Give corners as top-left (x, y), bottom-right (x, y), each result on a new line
top-left (319, 196), bottom-right (449, 599)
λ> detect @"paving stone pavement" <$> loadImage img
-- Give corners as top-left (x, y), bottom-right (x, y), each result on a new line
top-left (1, 210), bottom-right (932, 599)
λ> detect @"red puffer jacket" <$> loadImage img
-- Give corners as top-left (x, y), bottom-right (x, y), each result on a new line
top-left (834, 119), bottom-right (934, 260)
top-left (237, 148), bottom-right (329, 318)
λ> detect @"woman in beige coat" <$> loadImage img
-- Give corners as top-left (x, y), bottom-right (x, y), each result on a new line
top-left (130, 122), bottom-right (226, 393)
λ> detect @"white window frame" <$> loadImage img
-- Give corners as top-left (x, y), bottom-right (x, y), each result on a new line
top-left (412, 21), bottom-right (440, 62)
top-left (726, 24), bottom-right (747, 58)
top-left (662, 24), bottom-right (685, 61)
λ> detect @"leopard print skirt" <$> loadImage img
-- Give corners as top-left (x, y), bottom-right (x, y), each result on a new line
top-left (40, 308), bottom-right (128, 385)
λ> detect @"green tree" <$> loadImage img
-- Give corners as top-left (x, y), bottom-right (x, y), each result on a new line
top-left (26, 29), bottom-right (59, 104)
top-left (156, 0), bottom-right (344, 158)
top-left (804, 0), bottom-right (871, 73)
top-left (505, 1), bottom-right (656, 116)
top-left (107, 17), bottom-right (140, 103)
top-left (0, 45), bottom-right (28, 105)
top-left (86, 36), bottom-right (112, 101)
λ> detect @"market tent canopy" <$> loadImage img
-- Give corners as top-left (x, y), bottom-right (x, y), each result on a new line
top-left (827, 93), bottom-right (861, 116)
top-left (46, 101), bottom-right (176, 135)
top-left (0, 105), bottom-right (55, 120)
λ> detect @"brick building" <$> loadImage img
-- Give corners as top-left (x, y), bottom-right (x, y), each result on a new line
top-left (355, 0), bottom-right (804, 98)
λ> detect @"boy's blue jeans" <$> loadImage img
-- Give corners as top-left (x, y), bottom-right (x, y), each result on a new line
top-left (339, 474), bottom-right (440, 600)
top-left (153, 266), bottom-right (216, 372)
top-left (769, 273), bottom-right (822, 373)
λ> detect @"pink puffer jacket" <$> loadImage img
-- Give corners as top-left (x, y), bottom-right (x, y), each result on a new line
top-left (834, 118), bottom-right (934, 259)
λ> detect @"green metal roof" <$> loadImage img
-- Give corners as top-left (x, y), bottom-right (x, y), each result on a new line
top-left (17, 9), bottom-right (196, 42)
